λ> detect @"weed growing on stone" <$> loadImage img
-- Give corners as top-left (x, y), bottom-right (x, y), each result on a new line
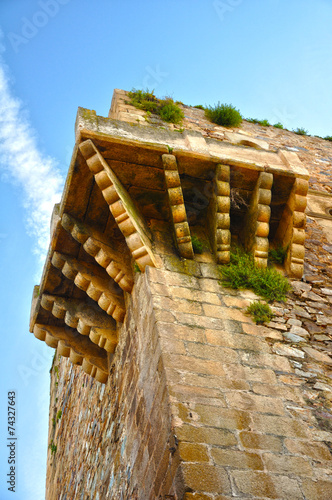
top-left (246, 301), bottom-right (274, 324)
top-left (127, 89), bottom-right (159, 113)
top-left (269, 245), bottom-right (288, 264)
top-left (246, 118), bottom-right (270, 126)
top-left (134, 262), bottom-right (141, 273)
top-left (127, 89), bottom-right (184, 124)
top-left (273, 122), bottom-right (284, 129)
top-left (159, 99), bottom-right (184, 124)
top-left (205, 103), bottom-right (242, 127)
top-left (49, 440), bottom-right (57, 455)
top-left (294, 127), bottom-right (308, 136)
top-left (324, 136), bottom-right (332, 142)
top-left (194, 104), bottom-right (205, 110)
top-left (56, 410), bottom-right (62, 422)
top-left (220, 246), bottom-right (291, 301)
top-left (191, 235), bottom-right (204, 254)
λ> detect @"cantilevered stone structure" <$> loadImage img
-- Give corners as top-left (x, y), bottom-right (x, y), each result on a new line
top-left (30, 91), bottom-right (332, 499)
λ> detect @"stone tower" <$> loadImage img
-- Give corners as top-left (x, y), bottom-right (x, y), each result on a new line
top-left (30, 90), bottom-right (332, 499)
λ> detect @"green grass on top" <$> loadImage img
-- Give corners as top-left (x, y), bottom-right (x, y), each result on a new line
top-left (219, 246), bottom-right (291, 302)
top-left (205, 102), bottom-right (242, 127)
top-left (127, 89), bottom-right (184, 124)
top-left (294, 127), bottom-right (308, 136)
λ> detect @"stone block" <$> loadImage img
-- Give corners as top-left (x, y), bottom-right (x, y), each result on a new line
top-left (211, 449), bottom-right (264, 470)
top-left (191, 405), bottom-right (252, 431)
top-left (225, 392), bottom-right (285, 416)
top-left (241, 322), bottom-right (283, 340)
top-left (301, 479), bottom-right (332, 500)
top-left (262, 452), bottom-right (313, 476)
top-left (178, 443), bottom-right (210, 463)
top-left (239, 351), bottom-right (292, 372)
top-left (284, 439), bottom-right (332, 461)
top-left (175, 424), bottom-right (237, 447)
top-left (181, 464), bottom-right (231, 494)
top-left (251, 414), bottom-right (309, 438)
top-left (186, 342), bottom-right (239, 364)
top-left (239, 432), bottom-right (283, 452)
top-left (231, 470), bottom-right (303, 499)
top-left (162, 353), bottom-right (226, 377)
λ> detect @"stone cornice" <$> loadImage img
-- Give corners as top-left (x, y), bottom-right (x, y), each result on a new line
top-left (30, 89), bottom-right (311, 383)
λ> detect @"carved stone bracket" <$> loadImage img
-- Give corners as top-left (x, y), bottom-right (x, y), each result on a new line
top-left (208, 164), bottom-right (231, 264)
top-left (243, 172), bottom-right (273, 267)
top-left (62, 213), bottom-right (134, 292)
top-left (41, 294), bottom-right (118, 353)
top-left (51, 252), bottom-right (126, 322)
top-left (274, 178), bottom-right (308, 278)
top-left (79, 139), bottom-right (156, 271)
top-left (162, 154), bottom-right (194, 259)
top-left (34, 324), bottom-right (109, 383)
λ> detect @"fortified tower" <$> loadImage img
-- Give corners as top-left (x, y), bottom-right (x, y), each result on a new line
top-left (30, 90), bottom-right (332, 499)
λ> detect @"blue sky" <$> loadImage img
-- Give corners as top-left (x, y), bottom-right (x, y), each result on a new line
top-left (0, 1), bottom-right (332, 498)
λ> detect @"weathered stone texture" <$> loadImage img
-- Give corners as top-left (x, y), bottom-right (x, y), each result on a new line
top-left (46, 265), bottom-right (332, 499)
top-left (38, 89), bottom-right (332, 499)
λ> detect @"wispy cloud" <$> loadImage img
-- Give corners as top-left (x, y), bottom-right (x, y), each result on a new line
top-left (0, 38), bottom-right (64, 265)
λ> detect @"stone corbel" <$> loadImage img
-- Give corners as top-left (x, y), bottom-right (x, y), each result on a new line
top-left (62, 213), bottom-right (134, 292)
top-left (162, 154), bottom-right (194, 259)
top-left (51, 252), bottom-right (125, 322)
top-left (79, 139), bottom-right (156, 271)
top-left (243, 172), bottom-right (273, 267)
top-left (41, 294), bottom-right (118, 353)
top-left (274, 178), bottom-right (308, 278)
top-left (34, 324), bottom-right (109, 383)
top-left (208, 164), bottom-right (231, 264)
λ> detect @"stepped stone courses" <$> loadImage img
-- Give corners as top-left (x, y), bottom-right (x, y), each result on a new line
top-left (30, 90), bottom-right (332, 499)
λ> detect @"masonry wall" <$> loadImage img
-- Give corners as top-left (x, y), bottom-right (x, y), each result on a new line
top-left (47, 270), bottom-right (178, 499)
top-left (46, 257), bottom-right (332, 499)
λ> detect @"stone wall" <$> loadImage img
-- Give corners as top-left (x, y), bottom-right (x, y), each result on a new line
top-left (40, 90), bottom-right (332, 499)
top-left (47, 258), bottom-right (332, 499)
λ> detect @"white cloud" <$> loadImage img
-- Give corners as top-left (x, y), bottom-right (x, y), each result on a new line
top-left (0, 57), bottom-right (64, 264)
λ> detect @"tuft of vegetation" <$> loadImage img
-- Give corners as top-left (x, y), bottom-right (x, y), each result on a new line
top-left (159, 99), bottom-right (184, 124)
top-left (205, 102), bottom-right (242, 127)
top-left (246, 301), bottom-right (274, 324)
top-left (127, 89), bottom-right (158, 113)
top-left (246, 118), bottom-right (258, 124)
top-left (294, 127), bottom-right (308, 136)
top-left (167, 145), bottom-right (173, 153)
top-left (269, 245), bottom-right (288, 265)
top-left (246, 118), bottom-right (270, 126)
top-left (56, 410), bottom-right (62, 422)
top-left (324, 136), bottom-right (332, 142)
top-left (220, 246), bottom-right (291, 302)
top-left (134, 262), bottom-right (141, 273)
top-left (127, 89), bottom-right (184, 124)
top-left (273, 122), bottom-right (284, 129)
top-left (194, 104), bottom-right (205, 110)
top-left (49, 440), bottom-right (57, 455)
top-left (191, 235), bottom-right (204, 254)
